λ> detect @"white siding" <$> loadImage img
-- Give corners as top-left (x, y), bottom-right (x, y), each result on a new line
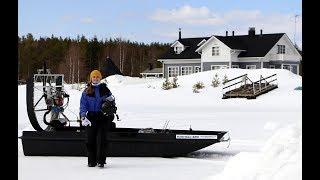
top-left (265, 35), bottom-right (301, 62)
top-left (172, 41), bottom-right (185, 54)
top-left (200, 37), bottom-right (231, 62)
top-left (238, 57), bottom-right (262, 61)
top-left (231, 51), bottom-right (241, 62)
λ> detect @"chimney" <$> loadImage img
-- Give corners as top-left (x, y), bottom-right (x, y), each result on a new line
top-left (232, 31), bottom-right (234, 36)
top-left (148, 63), bottom-right (153, 70)
top-left (226, 31), bottom-right (228, 36)
top-left (260, 29), bottom-right (263, 35)
top-left (179, 28), bottom-right (181, 40)
top-left (248, 27), bottom-right (255, 36)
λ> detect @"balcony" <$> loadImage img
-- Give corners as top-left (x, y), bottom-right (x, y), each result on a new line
top-left (269, 54), bottom-right (300, 61)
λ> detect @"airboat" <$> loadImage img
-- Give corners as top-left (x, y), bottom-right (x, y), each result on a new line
top-left (19, 62), bottom-right (230, 157)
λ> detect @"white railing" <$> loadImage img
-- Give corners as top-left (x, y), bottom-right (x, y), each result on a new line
top-left (251, 74), bottom-right (278, 95)
top-left (269, 54), bottom-right (299, 61)
top-left (222, 74), bottom-right (278, 96)
top-left (222, 74), bottom-right (252, 95)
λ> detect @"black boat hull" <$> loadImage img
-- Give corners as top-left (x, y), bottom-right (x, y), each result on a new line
top-left (20, 128), bottom-right (227, 157)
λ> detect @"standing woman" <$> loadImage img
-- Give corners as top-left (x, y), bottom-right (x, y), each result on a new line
top-left (80, 70), bottom-right (115, 168)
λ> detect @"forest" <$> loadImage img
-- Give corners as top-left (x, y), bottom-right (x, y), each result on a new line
top-left (18, 33), bottom-right (170, 83)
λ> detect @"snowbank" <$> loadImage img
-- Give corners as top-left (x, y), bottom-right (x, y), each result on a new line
top-left (103, 74), bottom-right (162, 88)
top-left (18, 68), bottom-right (302, 137)
top-left (207, 121), bottom-right (302, 180)
top-left (149, 68), bottom-right (301, 88)
top-left (18, 68), bottom-right (301, 180)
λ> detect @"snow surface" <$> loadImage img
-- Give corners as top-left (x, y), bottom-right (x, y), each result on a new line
top-left (208, 122), bottom-right (302, 180)
top-left (18, 68), bottom-right (301, 180)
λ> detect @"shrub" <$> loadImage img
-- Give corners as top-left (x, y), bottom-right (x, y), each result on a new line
top-left (193, 81), bottom-right (205, 89)
top-left (172, 76), bottom-right (179, 88)
top-left (222, 74), bottom-right (228, 85)
top-left (162, 78), bottom-right (172, 90)
top-left (192, 81), bottom-right (205, 93)
top-left (211, 73), bottom-right (220, 87)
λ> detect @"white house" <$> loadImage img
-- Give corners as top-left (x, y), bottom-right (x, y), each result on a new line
top-left (157, 27), bottom-right (302, 78)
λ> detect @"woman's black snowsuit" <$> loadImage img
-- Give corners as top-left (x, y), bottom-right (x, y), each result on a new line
top-left (80, 83), bottom-right (114, 165)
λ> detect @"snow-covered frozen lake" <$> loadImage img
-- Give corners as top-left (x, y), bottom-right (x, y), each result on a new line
top-left (18, 68), bottom-right (302, 180)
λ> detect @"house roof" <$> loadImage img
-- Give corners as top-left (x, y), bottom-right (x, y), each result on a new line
top-left (295, 46), bottom-right (302, 56)
top-left (298, 49), bottom-right (302, 56)
top-left (159, 33), bottom-right (285, 59)
top-left (159, 37), bottom-right (210, 59)
top-left (141, 68), bottom-right (163, 74)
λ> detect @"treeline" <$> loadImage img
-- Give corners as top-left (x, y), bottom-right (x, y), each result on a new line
top-left (18, 33), bottom-right (170, 83)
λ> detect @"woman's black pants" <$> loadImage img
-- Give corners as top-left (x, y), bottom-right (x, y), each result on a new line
top-left (85, 112), bottom-right (113, 165)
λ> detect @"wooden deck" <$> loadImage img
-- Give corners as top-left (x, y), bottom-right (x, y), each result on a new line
top-left (222, 74), bottom-right (278, 99)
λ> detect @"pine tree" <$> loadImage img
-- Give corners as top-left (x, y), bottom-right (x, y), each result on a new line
top-left (211, 73), bottom-right (220, 87)
top-left (222, 74), bottom-right (228, 85)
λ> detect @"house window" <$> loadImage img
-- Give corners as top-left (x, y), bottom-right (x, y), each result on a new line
top-left (269, 65), bottom-right (275, 69)
top-left (282, 64), bottom-right (292, 71)
top-left (231, 65), bottom-right (239, 68)
top-left (277, 45), bottom-right (285, 54)
top-left (194, 66), bottom-right (201, 73)
top-left (246, 65), bottom-right (256, 69)
top-left (181, 66), bottom-right (193, 76)
top-left (291, 65), bottom-right (298, 74)
top-left (175, 46), bottom-right (183, 54)
top-left (212, 47), bottom-right (220, 56)
top-left (211, 65), bottom-right (228, 70)
top-left (168, 66), bottom-right (179, 77)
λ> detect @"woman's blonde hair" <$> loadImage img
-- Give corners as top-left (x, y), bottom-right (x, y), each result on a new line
top-left (86, 70), bottom-right (102, 95)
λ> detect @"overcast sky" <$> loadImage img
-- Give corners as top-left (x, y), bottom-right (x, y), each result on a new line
top-left (18, 0), bottom-right (302, 48)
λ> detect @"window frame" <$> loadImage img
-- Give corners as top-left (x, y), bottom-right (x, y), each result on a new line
top-left (212, 46), bottom-right (220, 56)
top-left (175, 46), bottom-right (183, 54)
top-left (194, 66), bottom-right (201, 73)
top-left (277, 45), bottom-right (286, 54)
top-left (181, 66), bottom-right (193, 76)
top-left (168, 66), bottom-right (179, 77)
top-left (282, 64), bottom-right (292, 71)
top-left (211, 65), bottom-right (228, 70)
top-left (246, 65), bottom-right (257, 69)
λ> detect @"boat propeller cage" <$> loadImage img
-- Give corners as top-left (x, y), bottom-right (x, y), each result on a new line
top-left (26, 66), bottom-right (80, 131)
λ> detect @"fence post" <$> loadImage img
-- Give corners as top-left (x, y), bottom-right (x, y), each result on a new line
top-left (252, 82), bottom-right (255, 94)
top-left (259, 75), bottom-right (262, 91)
top-left (265, 76), bottom-right (267, 88)
top-left (244, 75), bottom-right (247, 86)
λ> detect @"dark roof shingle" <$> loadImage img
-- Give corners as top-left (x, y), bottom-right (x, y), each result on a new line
top-left (159, 37), bottom-right (210, 59)
top-left (159, 33), bottom-right (285, 59)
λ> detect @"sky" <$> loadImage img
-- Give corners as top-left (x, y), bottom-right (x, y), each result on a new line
top-left (18, 0), bottom-right (302, 48)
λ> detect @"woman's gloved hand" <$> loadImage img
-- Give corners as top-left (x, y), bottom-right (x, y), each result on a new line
top-left (106, 95), bottom-right (115, 102)
top-left (81, 117), bottom-right (91, 126)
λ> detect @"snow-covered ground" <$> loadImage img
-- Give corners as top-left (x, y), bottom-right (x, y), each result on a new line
top-left (18, 68), bottom-right (302, 180)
